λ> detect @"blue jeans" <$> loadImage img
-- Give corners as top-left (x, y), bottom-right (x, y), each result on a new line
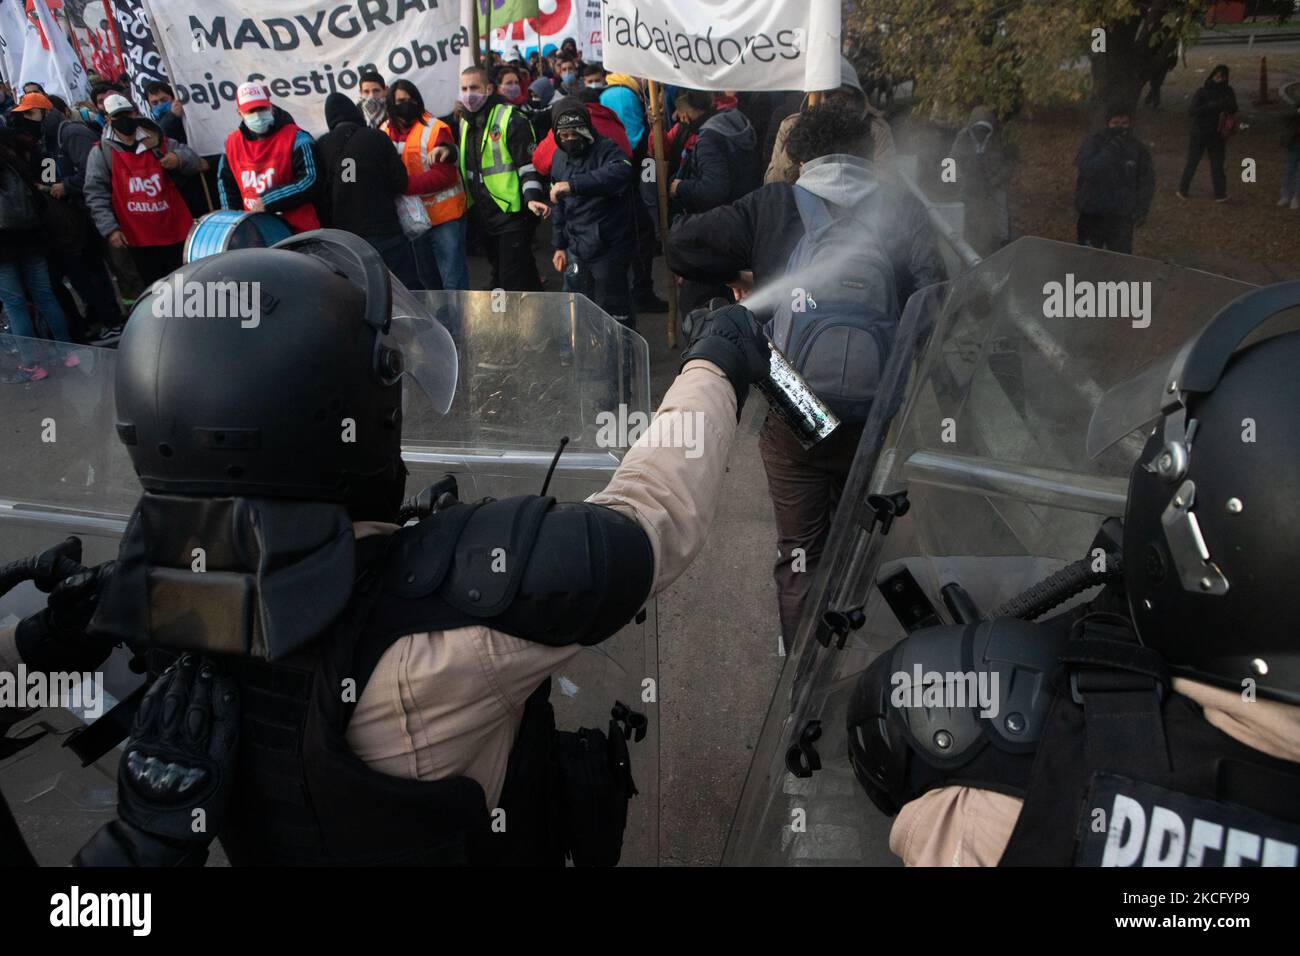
top-left (0, 253), bottom-right (73, 366)
top-left (410, 217), bottom-right (469, 292)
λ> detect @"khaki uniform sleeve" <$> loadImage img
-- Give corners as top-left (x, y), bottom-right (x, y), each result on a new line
top-left (889, 786), bottom-right (1024, 866)
top-left (764, 113), bottom-right (798, 185)
top-left (587, 360), bottom-right (737, 597)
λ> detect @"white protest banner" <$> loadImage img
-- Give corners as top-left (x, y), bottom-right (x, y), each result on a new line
top-left (143, 0), bottom-right (474, 155)
top-left (0, 0), bottom-right (27, 86)
top-left (21, 0), bottom-right (91, 102)
top-left (602, 0), bottom-right (840, 92)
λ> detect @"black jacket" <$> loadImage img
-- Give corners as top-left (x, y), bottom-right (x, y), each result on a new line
top-left (550, 136), bottom-right (635, 262)
top-left (672, 109), bottom-right (761, 216)
top-left (315, 93), bottom-right (408, 238)
top-left (667, 156), bottom-right (946, 308)
top-left (1075, 129), bottom-right (1155, 219)
top-left (0, 129), bottom-right (49, 260)
top-left (1188, 69), bottom-right (1238, 140)
top-left (52, 117), bottom-right (98, 207)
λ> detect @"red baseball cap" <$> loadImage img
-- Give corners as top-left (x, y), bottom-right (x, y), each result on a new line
top-left (235, 82), bottom-right (272, 113)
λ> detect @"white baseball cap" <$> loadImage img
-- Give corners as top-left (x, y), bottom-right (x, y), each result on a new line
top-left (102, 93), bottom-right (135, 117)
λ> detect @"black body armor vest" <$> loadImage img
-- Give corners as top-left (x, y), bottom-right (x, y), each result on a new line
top-left (90, 491), bottom-right (656, 866)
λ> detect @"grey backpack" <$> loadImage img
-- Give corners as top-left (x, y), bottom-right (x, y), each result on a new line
top-left (767, 187), bottom-right (899, 424)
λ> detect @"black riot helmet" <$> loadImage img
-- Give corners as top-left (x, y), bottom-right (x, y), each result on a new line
top-left (1089, 281), bottom-right (1300, 704)
top-left (114, 229), bottom-right (457, 522)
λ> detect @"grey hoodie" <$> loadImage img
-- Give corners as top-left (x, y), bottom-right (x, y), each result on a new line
top-left (84, 121), bottom-right (201, 238)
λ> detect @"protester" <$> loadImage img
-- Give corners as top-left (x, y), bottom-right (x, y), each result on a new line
top-left (0, 123), bottom-right (76, 382)
top-left (601, 73), bottom-right (667, 312)
top-left (1074, 102), bottom-right (1155, 254)
top-left (533, 90), bottom-right (632, 176)
top-left (1278, 102), bottom-right (1300, 210)
top-left (382, 79), bottom-right (468, 291)
top-left (85, 94), bottom-right (201, 287)
top-left (217, 82), bottom-right (321, 233)
top-left (765, 58), bottom-right (895, 184)
top-left (44, 96), bottom-right (126, 340)
top-left (522, 76), bottom-right (556, 142)
top-left (666, 101), bottom-right (945, 649)
top-left (143, 81), bottom-right (186, 143)
top-left (600, 72), bottom-right (647, 150)
top-left (456, 65), bottom-right (544, 291)
top-left (547, 98), bottom-right (637, 329)
top-left (668, 90), bottom-right (761, 217)
top-left (316, 92), bottom-right (417, 290)
top-left (556, 54), bottom-right (583, 97)
top-left (496, 66), bottom-right (527, 106)
top-left (357, 70), bottom-right (388, 129)
top-left (1177, 63), bottom-right (1237, 202)
top-left (948, 105), bottom-right (1015, 255)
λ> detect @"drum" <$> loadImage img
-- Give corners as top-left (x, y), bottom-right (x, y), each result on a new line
top-left (183, 210), bottom-right (296, 263)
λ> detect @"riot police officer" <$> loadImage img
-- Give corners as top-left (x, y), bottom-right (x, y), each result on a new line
top-left (847, 281), bottom-right (1300, 866)
top-left (74, 230), bottom-right (769, 865)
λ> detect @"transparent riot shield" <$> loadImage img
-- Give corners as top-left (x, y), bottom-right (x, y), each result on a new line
top-left (0, 289), bottom-right (658, 865)
top-left (722, 237), bottom-right (1256, 866)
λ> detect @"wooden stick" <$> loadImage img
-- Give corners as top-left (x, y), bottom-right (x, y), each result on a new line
top-left (646, 79), bottom-right (678, 348)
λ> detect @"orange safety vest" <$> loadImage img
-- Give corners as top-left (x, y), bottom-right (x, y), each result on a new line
top-left (386, 115), bottom-right (466, 228)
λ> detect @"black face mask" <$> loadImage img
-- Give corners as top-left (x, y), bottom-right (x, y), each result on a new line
top-left (558, 137), bottom-right (588, 156)
top-left (113, 116), bottom-right (141, 137)
top-left (391, 101), bottom-right (421, 125)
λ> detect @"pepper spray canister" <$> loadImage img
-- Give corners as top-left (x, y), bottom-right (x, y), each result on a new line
top-left (756, 334), bottom-right (840, 449)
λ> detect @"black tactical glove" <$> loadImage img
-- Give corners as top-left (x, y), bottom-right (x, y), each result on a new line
top-left (14, 562), bottom-right (117, 674)
top-left (680, 301), bottom-right (771, 419)
top-left (0, 536), bottom-right (85, 597)
top-left (75, 654), bottom-right (239, 867)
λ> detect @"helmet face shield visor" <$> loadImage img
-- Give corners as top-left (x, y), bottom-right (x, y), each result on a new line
top-left (272, 229), bottom-right (459, 415)
top-left (1085, 347), bottom-right (1183, 460)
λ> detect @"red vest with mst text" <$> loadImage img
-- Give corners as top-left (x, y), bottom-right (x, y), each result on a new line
top-left (224, 123), bottom-right (320, 233)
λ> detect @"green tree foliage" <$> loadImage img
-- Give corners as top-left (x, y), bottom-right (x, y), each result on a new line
top-left (843, 0), bottom-right (1207, 119)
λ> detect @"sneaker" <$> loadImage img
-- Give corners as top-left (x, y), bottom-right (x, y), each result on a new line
top-left (1292, 196), bottom-right (1299, 211)
top-left (1215, 196), bottom-right (1228, 203)
top-left (63, 352), bottom-right (81, 369)
top-left (17, 365), bottom-right (48, 382)
top-left (93, 325), bottom-right (124, 342)
top-left (1175, 190), bottom-right (1188, 201)
top-left (1279, 196), bottom-right (1292, 207)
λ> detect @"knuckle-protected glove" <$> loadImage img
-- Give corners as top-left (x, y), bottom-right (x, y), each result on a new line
top-left (680, 301), bottom-right (771, 419)
top-left (0, 536), bottom-right (85, 599)
top-left (74, 654), bottom-right (240, 867)
top-left (117, 654), bottom-right (240, 845)
top-left (14, 561), bottom-right (117, 674)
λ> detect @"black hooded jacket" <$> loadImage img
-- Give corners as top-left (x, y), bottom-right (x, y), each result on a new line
top-left (549, 101), bottom-right (635, 262)
top-left (314, 93), bottom-right (408, 237)
top-left (1188, 64), bottom-right (1238, 140)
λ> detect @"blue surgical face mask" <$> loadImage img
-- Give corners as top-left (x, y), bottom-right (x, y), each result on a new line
top-left (562, 71), bottom-right (576, 86)
top-left (244, 110), bottom-right (274, 134)
top-left (151, 101), bottom-right (171, 122)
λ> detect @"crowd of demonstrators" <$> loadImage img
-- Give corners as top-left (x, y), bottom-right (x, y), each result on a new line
top-left (0, 94), bottom-right (78, 382)
top-left (667, 100), bottom-right (945, 649)
top-left (218, 83), bottom-right (321, 233)
top-left (86, 94), bottom-right (202, 288)
top-left (1074, 103), bottom-right (1155, 255)
top-left (765, 58), bottom-right (895, 184)
top-left (1178, 63), bottom-right (1238, 202)
top-left (949, 105), bottom-right (1015, 256)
